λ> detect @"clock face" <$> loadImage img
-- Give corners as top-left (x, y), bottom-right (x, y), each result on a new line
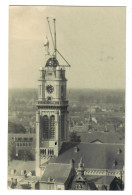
top-left (46, 85), bottom-right (54, 94)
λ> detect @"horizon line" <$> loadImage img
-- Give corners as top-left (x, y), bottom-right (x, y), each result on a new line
top-left (8, 87), bottom-right (125, 90)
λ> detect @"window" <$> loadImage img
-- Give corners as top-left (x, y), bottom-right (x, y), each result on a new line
top-left (40, 149), bottom-right (44, 155)
top-left (41, 115), bottom-right (49, 139)
top-left (78, 184), bottom-right (82, 189)
top-left (12, 137), bottom-right (15, 141)
top-left (44, 149), bottom-right (46, 155)
top-left (76, 184), bottom-right (82, 189)
top-left (39, 85), bottom-right (41, 95)
top-left (47, 96), bottom-right (52, 101)
top-left (50, 115), bottom-right (55, 139)
top-left (51, 150), bottom-right (54, 155)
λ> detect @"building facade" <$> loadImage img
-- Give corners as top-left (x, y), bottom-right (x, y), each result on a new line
top-left (35, 57), bottom-right (69, 176)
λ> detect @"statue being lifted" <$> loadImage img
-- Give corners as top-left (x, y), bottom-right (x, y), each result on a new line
top-left (44, 36), bottom-right (50, 55)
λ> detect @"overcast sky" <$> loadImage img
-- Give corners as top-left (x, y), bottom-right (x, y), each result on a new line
top-left (9, 6), bottom-right (125, 89)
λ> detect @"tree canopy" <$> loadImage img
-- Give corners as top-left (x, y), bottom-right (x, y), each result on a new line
top-left (8, 122), bottom-right (26, 134)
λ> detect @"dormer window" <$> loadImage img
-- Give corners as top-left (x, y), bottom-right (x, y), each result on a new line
top-left (47, 96), bottom-right (52, 101)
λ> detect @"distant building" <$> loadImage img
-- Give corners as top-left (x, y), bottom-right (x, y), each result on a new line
top-left (8, 134), bottom-right (36, 160)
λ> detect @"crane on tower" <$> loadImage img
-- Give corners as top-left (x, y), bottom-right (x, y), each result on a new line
top-left (44, 17), bottom-right (71, 68)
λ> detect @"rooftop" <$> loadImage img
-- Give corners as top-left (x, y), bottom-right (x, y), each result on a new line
top-left (47, 142), bottom-right (124, 170)
top-left (40, 163), bottom-right (72, 184)
top-left (77, 132), bottom-right (124, 144)
top-left (8, 160), bottom-right (35, 176)
top-left (86, 175), bottom-right (115, 185)
top-left (19, 176), bottom-right (39, 185)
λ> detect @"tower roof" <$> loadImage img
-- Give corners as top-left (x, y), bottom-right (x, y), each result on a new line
top-left (45, 57), bottom-right (59, 67)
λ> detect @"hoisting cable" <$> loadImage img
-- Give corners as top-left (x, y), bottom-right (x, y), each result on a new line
top-left (56, 48), bottom-right (71, 67)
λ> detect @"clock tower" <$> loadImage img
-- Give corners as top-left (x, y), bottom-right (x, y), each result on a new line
top-left (35, 55), bottom-right (69, 175)
top-left (35, 18), bottom-right (70, 176)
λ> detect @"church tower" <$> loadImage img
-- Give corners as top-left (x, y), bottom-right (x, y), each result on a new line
top-left (35, 18), bottom-right (70, 176)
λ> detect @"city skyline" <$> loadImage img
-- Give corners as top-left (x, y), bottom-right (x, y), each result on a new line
top-left (8, 6), bottom-right (125, 190)
top-left (9, 6), bottom-right (125, 89)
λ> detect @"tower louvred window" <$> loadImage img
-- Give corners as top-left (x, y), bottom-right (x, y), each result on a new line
top-left (50, 115), bottom-right (55, 139)
top-left (42, 115), bottom-right (49, 139)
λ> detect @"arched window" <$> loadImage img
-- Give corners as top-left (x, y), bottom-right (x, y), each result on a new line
top-left (41, 115), bottom-right (49, 139)
top-left (52, 150), bottom-right (54, 155)
top-left (44, 149), bottom-right (46, 155)
top-left (50, 115), bottom-right (55, 139)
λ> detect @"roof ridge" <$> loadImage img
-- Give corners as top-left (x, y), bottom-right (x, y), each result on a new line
top-left (48, 162), bottom-right (71, 166)
top-left (78, 142), bottom-right (125, 146)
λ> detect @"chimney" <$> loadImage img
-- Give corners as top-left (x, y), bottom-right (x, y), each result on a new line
top-left (113, 160), bottom-right (118, 167)
top-left (13, 178), bottom-right (17, 185)
top-left (11, 169), bottom-right (16, 175)
top-left (11, 178), bottom-right (14, 185)
top-left (70, 159), bottom-right (75, 169)
top-left (27, 171), bottom-right (32, 177)
top-left (117, 148), bottom-right (122, 155)
top-left (74, 146), bottom-right (79, 153)
top-left (48, 177), bottom-right (54, 182)
top-left (21, 170), bottom-right (26, 176)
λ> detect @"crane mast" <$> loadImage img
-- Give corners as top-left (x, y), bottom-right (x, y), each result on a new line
top-left (46, 17), bottom-right (71, 67)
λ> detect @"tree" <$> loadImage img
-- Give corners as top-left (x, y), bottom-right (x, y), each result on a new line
top-left (18, 150), bottom-right (34, 161)
top-left (69, 132), bottom-right (81, 142)
top-left (8, 122), bottom-right (26, 134)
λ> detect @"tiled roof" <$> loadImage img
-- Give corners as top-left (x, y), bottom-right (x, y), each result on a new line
top-left (8, 160), bottom-right (35, 176)
top-left (86, 175), bottom-right (115, 185)
top-left (77, 132), bottom-right (124, 144)
top-left (19, 176), bottom-right (39, 184)
top-left (40, 163), bottom-right (72, 184)
top-left (49, 142), bottom-right (124, 170)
